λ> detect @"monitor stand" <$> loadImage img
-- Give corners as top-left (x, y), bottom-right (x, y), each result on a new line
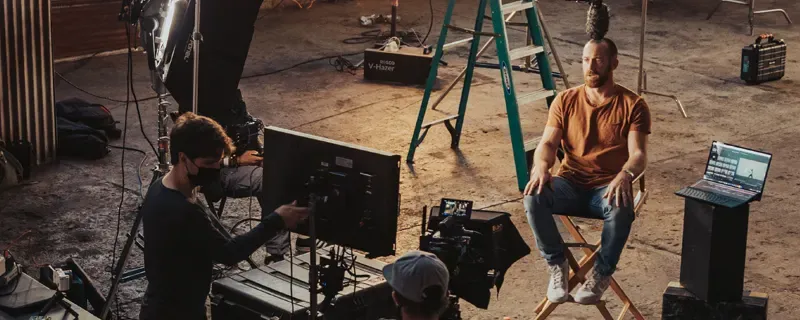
top-left (679, 198), bottom-right (750, 303)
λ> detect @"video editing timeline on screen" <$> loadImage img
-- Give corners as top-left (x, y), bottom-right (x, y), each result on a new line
top-left (705, 142), bottom-right (770, 192)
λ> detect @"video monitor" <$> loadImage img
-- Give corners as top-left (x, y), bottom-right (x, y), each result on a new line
top-left (438, 198), bottom-right (473, 223)
top-left (261, 126), bottom-right (401, 257)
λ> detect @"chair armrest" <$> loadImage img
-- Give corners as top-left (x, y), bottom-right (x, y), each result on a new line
top-left (632, 170), bottom-right (648, 215)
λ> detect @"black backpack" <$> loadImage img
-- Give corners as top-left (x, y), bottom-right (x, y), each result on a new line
top-left (57, 117), bottom-right (110, 160)
top-left (55, 98), bottom-right (122, 139)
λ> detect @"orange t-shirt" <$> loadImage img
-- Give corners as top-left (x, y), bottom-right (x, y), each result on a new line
top-left (546, 84), bottom-right (651, 189)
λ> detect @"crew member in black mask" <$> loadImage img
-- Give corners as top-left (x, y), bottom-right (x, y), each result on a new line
top-left (138, 112), bottom-right (309, 320)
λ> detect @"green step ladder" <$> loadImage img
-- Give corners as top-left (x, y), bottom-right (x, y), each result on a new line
top-left (407, 0), bottom-right (560, 192)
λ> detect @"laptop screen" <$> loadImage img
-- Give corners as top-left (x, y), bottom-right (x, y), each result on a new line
top-left (703, 141), bottom-right (772, 193)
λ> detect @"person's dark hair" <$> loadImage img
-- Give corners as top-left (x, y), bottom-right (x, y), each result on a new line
top-left (394, 285), bottom-right (448, 318)
top-left (169, 112), bottom-right (235, 164)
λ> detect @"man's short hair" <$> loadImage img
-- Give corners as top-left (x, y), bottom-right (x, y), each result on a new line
top-left (383, 250), bottom-right (450, 317)
top-left (393, 286), bottom-right (448, 317)
top-left (169, 112), bottom-right (235, 164)
top-left (590, 38), bottom-right (618, 58)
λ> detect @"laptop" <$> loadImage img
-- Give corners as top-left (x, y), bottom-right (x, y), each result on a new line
top-left (675, 141), bottom-right (772, 208)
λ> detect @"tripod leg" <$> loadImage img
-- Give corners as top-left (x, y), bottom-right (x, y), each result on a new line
top-left (707, 0), bottom-right (724, 20)
top-left (100, 206), bottom-right (146, 319)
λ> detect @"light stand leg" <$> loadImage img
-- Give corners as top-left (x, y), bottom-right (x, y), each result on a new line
top-left (706, 0), bottom-right (792, 36)
top-left (191, 0), bottom-right (201, 115)
top-left (637, 0), bottom-right (688, 118)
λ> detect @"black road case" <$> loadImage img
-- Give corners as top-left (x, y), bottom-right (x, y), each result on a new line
top-left (741, 34), bottom-right (787, 84)
top-left (211, 247), bottom-right (395, 320)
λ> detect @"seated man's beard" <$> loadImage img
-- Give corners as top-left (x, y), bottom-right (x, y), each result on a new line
top-left (584, 66), bottom-right (611, 88)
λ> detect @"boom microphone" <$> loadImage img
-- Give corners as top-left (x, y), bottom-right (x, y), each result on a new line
top-left (586, 0), bottom-right (610, 40)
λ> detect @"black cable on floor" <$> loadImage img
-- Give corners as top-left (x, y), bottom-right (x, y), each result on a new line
top-left (241, 51), bottom-right (364, 79)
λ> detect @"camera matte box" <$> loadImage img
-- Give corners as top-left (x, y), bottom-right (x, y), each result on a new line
top-left (210, 247), bottom-right (395, 320)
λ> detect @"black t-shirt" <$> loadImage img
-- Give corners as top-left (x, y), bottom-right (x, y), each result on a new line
top-left (139, 178), bottom-right (284, 320)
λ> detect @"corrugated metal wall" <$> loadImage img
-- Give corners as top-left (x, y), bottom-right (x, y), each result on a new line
top-left (1, 0), bottom-right (57, 165)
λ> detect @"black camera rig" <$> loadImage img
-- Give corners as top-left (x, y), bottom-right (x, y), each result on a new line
top-left (418, 200), bottom-right (532, 320)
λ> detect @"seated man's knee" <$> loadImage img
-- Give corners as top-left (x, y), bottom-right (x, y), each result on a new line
top-left (524, 187), bottom-right (555, 214)
top-left (605, 205), bottom-right (635, 224)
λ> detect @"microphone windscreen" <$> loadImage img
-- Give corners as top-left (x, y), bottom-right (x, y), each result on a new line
top-left (586, 1), bottom-right (610, 40)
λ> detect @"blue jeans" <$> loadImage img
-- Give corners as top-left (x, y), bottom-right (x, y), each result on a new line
top-left (220, 166), bottom-right (290, 256)
top-left (523, 176), bottom-right (635, 276)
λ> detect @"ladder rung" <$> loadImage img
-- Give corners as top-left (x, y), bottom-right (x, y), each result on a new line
top-left (508, 45), bottom-right (544, 60)
top-left (517, 88), bottom-right (556, 106)
top-left (422, 114), bottom-right (460, 129)
top-left (502, 1), bottom-right (535, 14)
top-left (443, 37), bottom-right (474, 50)
top-left (446, 24), bottom-right (500, 37)
top-left (483, 15), bottom-right (528, 27)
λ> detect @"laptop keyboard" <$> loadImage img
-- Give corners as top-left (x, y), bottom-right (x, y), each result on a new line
top-left (676, 187), bottom-right (743, 207)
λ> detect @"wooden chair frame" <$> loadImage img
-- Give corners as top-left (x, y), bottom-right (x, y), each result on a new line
top-left (533, 171), bottom-right (649, 320)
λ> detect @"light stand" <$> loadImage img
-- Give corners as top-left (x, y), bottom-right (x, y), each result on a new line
top-left (637, 0), bottom-right (688, 118)
top-left (191, 0), bottom-right (201, 114)
top-left (707, 0), bottom-right (792, 36)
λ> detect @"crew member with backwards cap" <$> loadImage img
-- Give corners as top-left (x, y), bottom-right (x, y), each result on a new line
top-left (380, 250), bottom-right (450, 320)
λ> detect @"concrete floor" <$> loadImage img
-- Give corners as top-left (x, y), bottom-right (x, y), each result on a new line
top-left (2, 0), bottom-right (799, 318)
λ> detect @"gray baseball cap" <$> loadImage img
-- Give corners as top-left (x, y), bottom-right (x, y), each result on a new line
top-left (382, 250), bottom-right (449, 303)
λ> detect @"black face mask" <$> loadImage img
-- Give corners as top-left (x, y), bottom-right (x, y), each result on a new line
top-left (185, 157), bottom-right (220, 187)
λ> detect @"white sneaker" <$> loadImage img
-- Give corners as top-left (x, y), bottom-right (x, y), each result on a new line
top-left (574, 268), bottom-right (611, 304)
top-left (546, 260), bottom-right (569, 303)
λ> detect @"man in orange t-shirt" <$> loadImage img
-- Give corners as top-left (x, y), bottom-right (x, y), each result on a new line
top-left (523, 38), bottom-right (651, 304)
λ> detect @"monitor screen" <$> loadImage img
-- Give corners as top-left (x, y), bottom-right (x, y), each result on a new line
top-left (261, 126), bottom-right (401, 257)
top-left (439, 198), bottom-right (473, 222)
top-left (704, 141), bottom-right (772, 193)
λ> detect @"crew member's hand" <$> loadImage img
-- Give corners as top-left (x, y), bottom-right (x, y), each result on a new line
top-left (238, 150), bottom-right (263, 167)
top-left (524, 166), bottom-right (552, 196)
top-left (274, 200), bottom-right (310, 229)
top-left (603, 171), bottom-right (633, 208)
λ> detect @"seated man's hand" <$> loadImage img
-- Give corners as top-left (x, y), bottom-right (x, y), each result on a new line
top-left (524, 166), bottom-right (552, 196)
top-left (238, 150), bottom-right (263, 167)
top-left (603, 171), bottom-right (633, 208)
top-left (274, 200), bottom-right (310, 229)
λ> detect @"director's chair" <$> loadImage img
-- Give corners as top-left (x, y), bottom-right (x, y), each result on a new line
top-left (524, 142), bottom-right (648, 320)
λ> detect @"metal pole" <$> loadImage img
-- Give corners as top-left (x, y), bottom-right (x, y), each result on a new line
top-left (637, 0), bottom-right (646, 94)
top-left (308, 193), bottom-right (319, 319)
top-left (637, 0), bottom-right (688, 118)
top-left (192, 0), bottom-right (201, 115)
top-left (535, 0), bottom-right (570, 88)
